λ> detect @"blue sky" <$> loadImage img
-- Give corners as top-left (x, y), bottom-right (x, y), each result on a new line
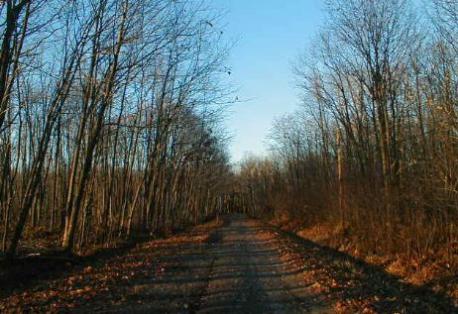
top-left (212, 0), bottom-right (325, 163)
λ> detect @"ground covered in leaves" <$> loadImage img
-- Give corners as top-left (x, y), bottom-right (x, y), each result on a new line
top-left (270, 214), bottom-right (458, 306)
top-left (1, 215), bottom-right (457, 313)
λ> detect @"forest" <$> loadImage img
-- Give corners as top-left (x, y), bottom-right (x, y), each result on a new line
top-left (0, 0), bottom-right (457, 312)
top-left (0, 0), bottom-right (233, 257)
top-left (237, 0), bottom-right (457, 266)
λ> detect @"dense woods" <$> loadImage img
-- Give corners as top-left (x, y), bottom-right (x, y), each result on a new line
top-left (0, 0), bottom-right (232, 257)
top-left (237, 0), bottom-right (457, 266)
top-left (0, 0), bottom-right (457, 312)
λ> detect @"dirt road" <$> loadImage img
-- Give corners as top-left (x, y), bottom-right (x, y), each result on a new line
top-left (197, 216), bottom-right (329, 313)
top-left (109, 215), bottom-right (330, 313)
top-left (1, 215), bottom-right (456, 313)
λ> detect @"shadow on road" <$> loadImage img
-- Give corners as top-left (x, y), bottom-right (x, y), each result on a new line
top-left (0, 215), bottom-right (456, 313)
top-left (274, 225), bottom-right (457, 313)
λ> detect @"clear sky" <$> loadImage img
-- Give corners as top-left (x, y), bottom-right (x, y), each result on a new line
top-left (213, 0), bottom-right (325, 163)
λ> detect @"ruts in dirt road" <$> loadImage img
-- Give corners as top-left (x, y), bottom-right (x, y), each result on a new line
top-left (1, 215), bottom-right (456, 313)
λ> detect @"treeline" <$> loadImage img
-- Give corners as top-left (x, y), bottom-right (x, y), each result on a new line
top-left (238, 0), bottom-right (457, 262)
top-left (0, 0), bottom-right (232, 257)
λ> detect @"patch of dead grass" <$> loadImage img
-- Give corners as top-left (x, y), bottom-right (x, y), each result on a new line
top-left (270, 218), bottom-right (458, 303)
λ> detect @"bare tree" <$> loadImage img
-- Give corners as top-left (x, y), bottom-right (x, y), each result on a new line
top-left (241, 0), bottom-right (457, 263)
top-left (0, 0), bottom-right (232, 257)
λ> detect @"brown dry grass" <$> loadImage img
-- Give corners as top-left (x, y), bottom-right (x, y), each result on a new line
top-left (268, 215), bottom-right (458, 303)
